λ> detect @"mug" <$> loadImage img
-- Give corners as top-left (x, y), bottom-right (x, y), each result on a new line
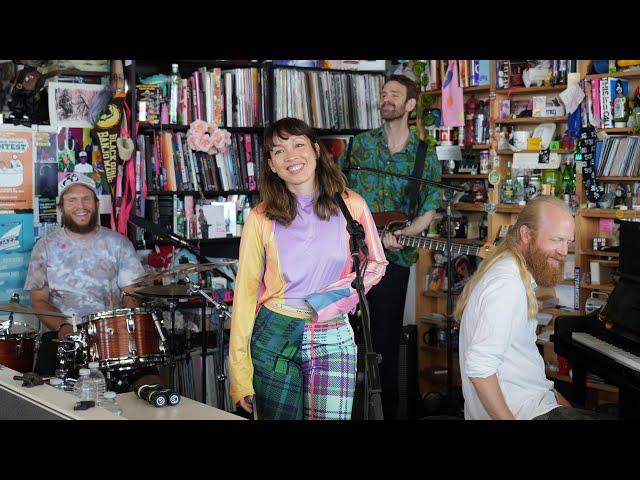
top-left (513, 131), bottom-right (531, 150)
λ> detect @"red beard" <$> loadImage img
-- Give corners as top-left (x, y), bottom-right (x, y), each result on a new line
top-left (523, 241), bottom-right (565, 287)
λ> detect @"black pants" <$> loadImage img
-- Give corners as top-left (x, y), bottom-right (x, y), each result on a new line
top-left (532, 406), bottom-right (611, 420)
top-left (367, 262), bottom-right (410, 420)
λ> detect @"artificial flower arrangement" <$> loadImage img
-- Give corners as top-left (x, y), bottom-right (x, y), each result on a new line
top-left (186, 120), bottom-right (232, 154)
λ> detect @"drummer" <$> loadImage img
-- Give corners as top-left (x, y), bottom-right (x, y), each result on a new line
top-left (24, 173), bottom-right (150, 381)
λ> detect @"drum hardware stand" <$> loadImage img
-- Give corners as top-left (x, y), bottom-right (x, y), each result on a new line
top-left (344, 165), bottom-right (464, 417)
top-left (185, 277), bottom-right (231, 410)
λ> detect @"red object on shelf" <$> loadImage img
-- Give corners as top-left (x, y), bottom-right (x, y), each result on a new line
top-left (557, 355), bottom-right (571, 375)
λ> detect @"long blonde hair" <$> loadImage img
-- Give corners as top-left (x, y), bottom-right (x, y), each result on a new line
top-left (453, 196), bottom-right (571, 322)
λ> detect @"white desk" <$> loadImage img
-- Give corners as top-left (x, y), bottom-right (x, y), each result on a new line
top-left (0, 365), bottom-right (243, 420)
top-left (117, 392), bottom-right (243, 420)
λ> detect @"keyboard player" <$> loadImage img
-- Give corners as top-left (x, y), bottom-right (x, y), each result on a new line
top-left (454, 197), bottom-right (606, 420)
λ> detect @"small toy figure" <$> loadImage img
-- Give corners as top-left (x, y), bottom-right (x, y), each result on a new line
top-left (7, 61), bottom-right (46, 126)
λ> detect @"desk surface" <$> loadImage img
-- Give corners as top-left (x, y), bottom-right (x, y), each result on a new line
top-left (0, 365), bottom-right (242, 420)
top-left (117, 392), bottom-right (242, 420)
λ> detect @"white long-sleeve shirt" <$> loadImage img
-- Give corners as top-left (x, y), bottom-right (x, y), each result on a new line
top-left (458, 255), bottom-right (558, 420)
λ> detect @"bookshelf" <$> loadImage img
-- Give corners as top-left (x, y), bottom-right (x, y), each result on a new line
top-left (573, 60), bottom-right (640, 318)
top-left (265, 62), bottom-right (386, 133)
top-left (414, 60), bottom-right (587, 397)
top-left (127, 60), bottom-right (266, 259)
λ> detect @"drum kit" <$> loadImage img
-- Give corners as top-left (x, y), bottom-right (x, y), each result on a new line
top-left (0, 261), bottom-right (235, 402)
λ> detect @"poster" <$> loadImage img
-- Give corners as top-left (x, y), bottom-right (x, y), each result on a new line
top-left (47, 81), bottom-right (105, 128)
top-left (0, 129), bottom-right (34, 210)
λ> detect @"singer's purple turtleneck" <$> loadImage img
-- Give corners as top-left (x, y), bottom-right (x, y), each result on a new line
top-left (272, 193), bottom-right (346, 307)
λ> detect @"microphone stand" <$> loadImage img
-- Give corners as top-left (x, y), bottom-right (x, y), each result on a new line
top-left (334, 192), bottom-right (383, 420)
top-left (128, 217), bottom-right (233, 406)
top-left (184, 276), bottom-right (231, 410)
top-left (345, 165), bottom-right (464, 416)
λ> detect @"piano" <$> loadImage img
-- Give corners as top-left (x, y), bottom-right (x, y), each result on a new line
top-left (555, 312), bottom-right (640, 419)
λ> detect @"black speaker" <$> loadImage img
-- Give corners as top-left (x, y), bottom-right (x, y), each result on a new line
top-left (397, 324), bottom-right (418, 420)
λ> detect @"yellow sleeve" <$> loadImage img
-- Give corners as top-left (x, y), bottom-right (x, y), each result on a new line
top-left (229, 210), bottom-right (265, 406)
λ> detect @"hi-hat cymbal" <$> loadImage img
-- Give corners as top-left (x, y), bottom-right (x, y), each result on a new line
top-left (133, 261), bottom-right (237, 284)
top-left (0, 302), bottom-right (70, 318)
top-left (134, 284), bottom-right (210, 298)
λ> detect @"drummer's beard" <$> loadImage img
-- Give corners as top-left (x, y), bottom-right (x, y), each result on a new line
top-left (62, 209), bottom-right (99, 234)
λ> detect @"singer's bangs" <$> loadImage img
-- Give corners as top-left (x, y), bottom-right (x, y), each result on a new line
top-left (264, 117), bottom-right (317, 156)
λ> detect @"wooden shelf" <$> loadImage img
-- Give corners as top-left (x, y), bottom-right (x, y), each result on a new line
top-left (472, 143), bottom-right (491, 150)
top-left (602, 128), bottom-right (632, 134)
top-left (495, 116), bottom-right (568, 125)
top-left (497, 149), bottom-right (572, 155)
top-left (423, 290), bottom-right (458, 299)
top-left (578, 249), bottom-right (619, 258)
top-left (452, 202), bottom-right (486, 212)
top-left (442, 173), bottom-right (489, 180)
top-left (581, 283), bottom-right (615, 293)
top-left (578, 208), bottom-right (640, 218)
top-left (539, 307), bottom-right (581, 317)
top-left (586, 70), bottom-right (640, 80)
top-left (496, 85), bottom-right (567, 95)
top-left (496, 204), bottom-right (524, 213)
top-left (464, 85), bottom-right (490, 93)
top-left (420, 85), bottom-right (490, 98)
top-left (597, 176), bottom-right (640, 182)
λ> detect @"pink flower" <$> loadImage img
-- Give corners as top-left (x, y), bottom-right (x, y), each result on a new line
top-left (187, 132), bottom-right (199, 151)
top-left (189, 120), bottom-right (209, 137)
top-left (197, 134), bottom-right (216, 153)
top-left (211, 128), bottom-right (231, 153)
top-left (207, 123), bottom-right (219, 136)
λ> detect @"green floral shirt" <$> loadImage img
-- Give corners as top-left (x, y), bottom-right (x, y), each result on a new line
top-left (338, 126), bottom-right (442, 267)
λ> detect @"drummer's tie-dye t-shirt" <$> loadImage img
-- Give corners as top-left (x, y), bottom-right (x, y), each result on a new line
top-left (24, 227), bottom-right (145, 330)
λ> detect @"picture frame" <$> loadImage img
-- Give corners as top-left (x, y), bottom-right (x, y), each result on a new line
top-left (47, 81), bottom-right (105, 128)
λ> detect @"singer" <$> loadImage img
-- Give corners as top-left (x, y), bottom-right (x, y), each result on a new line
top-left (24, 173), bottom-right (158, 388)
top-left (229, 118), bottom-right (388, 420)
top-left (337, 75), bottom-right (442, 420)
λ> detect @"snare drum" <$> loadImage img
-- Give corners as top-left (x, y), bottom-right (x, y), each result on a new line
top-left (80, 308), bottom-right (167, 371)
top-left (0, 322), bottom-right (37, 373)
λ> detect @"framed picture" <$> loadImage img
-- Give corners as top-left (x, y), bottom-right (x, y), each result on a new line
top-left (47, 81), bottom-right (105, 128)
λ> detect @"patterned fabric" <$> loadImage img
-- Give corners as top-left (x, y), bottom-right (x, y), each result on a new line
top-left (338, 126), bottom-right (442, 267)
top-left (24, 227), bottom-right (145, 329)
top-left (229, 189), bottom-right (387, 406)
top-left (250, 306), bottom-right (356, 420)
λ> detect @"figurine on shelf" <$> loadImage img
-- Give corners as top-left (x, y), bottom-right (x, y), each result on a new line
top-left (464, 95), bottom-right (479, 148)
top-left (7, 60), bottom-right (46, 126)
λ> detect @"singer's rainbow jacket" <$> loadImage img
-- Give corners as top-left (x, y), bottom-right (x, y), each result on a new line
top-left (229, 189), bottom-right (388, 406)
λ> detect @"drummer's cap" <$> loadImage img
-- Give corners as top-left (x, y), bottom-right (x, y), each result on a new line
top-left (58, 173), bottom-right (97, 198)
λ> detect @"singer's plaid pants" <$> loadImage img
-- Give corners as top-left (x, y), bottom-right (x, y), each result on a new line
top-left (250, 305), bottom-right (357, 420)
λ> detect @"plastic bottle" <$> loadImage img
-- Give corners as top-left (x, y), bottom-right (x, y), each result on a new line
top-left (49, 377), bottom-right (65, 391)
top-left (88, 361), bottom-right (107, 405)
top-left (101, 391), bottom-right (122, 416)
top-left (73, 369), bottom-right (97, 402)
top-left (169, 63), bottom-right (181, 125)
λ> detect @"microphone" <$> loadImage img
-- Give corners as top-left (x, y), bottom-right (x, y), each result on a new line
top-left (129, 214), bottom-right (193, 251)
top-left (333, 192), bottom-right (368, 257)
top-left (136, 384), bottom-right (180, 407)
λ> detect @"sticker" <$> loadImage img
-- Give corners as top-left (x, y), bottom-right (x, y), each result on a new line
top-left (615, 209), bottom-right (626, 219)
top-left (486, 202), bottom-right (497, 215)
top-left (488, 170), bottom-right (501, 186)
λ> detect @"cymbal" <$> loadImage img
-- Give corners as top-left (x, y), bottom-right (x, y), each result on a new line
top-left (134, 285), bottom-right (210, 298)
top-left (133, 261), bottom-right (237, 284)
top-left (0, 302), bottom-right (71, 318)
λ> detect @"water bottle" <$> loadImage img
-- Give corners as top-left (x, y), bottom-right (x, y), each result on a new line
top-left (169, 63), bottom-right (181, 124)
top-left (49, 378), bottom-right (65, 390)
top-left (101, 391), bottom-right (122, 416)
top-left (88, 361), bottom-right (107, 405)
top-left (73, 369), bottom-right (97, 402)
